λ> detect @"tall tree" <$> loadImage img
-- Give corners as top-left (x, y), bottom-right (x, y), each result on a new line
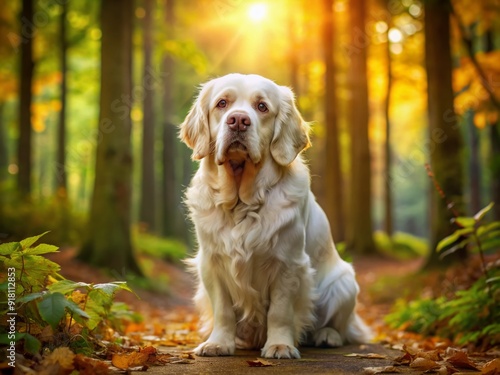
top-left (322, 0), bottom-right (345, 241)
top-left (0, 103), bottom-right (7, 183)
top-left (384, 20), bottom-right (394, 237)
top-left (345, 0), bottom-right (375, 254)
top-left (139, 0), bottom-right (156, 231)
top-left (161, 0), bottom-right (178, 238)
top-left (17, 0), bottom-right (34, 197)
top-left (424, 0), bottom-right (466, 268)
top-left (56, 0), bottom-right (68, 194)
top-left (79, 0), bottom-right (141, 275)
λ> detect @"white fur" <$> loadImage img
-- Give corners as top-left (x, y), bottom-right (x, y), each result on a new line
top-left (180, 73), bottom-right (372, 359)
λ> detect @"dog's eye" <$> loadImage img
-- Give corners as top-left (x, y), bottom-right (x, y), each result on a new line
top-left (257, 103), bottom-right (268, 112)
top-left (217, 99), bottom-right (227, 108)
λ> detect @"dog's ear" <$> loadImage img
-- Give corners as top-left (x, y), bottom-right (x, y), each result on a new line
top-left (270, 86), bottom-right (311, 166)
top-left (179, 81), bottom-right (214, 160)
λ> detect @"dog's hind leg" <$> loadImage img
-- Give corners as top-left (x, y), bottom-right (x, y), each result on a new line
top-left (311, 261), bottom-right (372, 347)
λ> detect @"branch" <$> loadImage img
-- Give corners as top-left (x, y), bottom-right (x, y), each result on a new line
top-left (450, 4), bottom-right (500, 111)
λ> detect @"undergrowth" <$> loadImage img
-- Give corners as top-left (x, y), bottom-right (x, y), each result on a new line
top-left (0, 232), bottom-right (140, 359)
top-left (386, 203), bottom-right (500, 349)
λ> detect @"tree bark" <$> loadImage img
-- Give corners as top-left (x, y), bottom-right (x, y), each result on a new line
top-left (467, 111), bottom-right (481, 215)
top-left (346, 0), bottom-right (375, 254)
top-left (79, 0), bottom-right (141, 275)
top-left (491, 121), bottom-right (500, 221)
top-left (322, 0), bottom-right (345, 242)
top-left (0, 102), bottom-right (7, 183)
top-left (17, 0), bottom-right (34, 197)
top-left (384, 26), bottom-right (394, 237)
top-left (161, 0), bottom-right (178, 238)
top-left (424, 0), bottom-right (466, 268)
top-left (56, 0), bottom-right (68, 195)
top-left (139, 0), bottom-right (156, 231)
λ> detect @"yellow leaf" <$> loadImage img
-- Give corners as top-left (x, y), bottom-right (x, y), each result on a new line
top-left (474, 112), bottom-right (487, 129)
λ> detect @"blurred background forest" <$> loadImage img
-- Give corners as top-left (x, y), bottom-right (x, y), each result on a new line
top-left (0, 0), bottom-right (499, 274)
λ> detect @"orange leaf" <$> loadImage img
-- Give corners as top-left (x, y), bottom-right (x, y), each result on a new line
top-left (482, 358), bottom-right (500, 375)
top-left (111, 351), bottom-right (149, 370)
top-left (409, 357), bottom-right (439, 370)
top-left (445, 350), bottom-right (479, 371)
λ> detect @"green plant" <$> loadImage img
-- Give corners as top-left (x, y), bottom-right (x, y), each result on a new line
top-left (386, 203), bottom-right (500, 348)
top-left (133, 228), bottom-right (187, 263)
top-left (374, 231), bottom-right (429, 260)
top-left (0, 232), bottom-right (137, 356)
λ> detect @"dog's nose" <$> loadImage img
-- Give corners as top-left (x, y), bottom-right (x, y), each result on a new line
top-left (227, 112), bottom-right (251, 132)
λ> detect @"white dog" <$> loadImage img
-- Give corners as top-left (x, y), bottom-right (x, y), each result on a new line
top-left (180, 73), bottom-right (371, 359)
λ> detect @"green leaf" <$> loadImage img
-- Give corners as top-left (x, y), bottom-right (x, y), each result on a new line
top-left (92, 281), bottom-right (133, 296)
top-left (20, 232), bottom-right (50, 250)
top-left (23, 333), bottom-right (41, 355)
top-left (37, 292), bottom-right (67, 330)
top-left (439, 237), bottom-right (473, 258)
top-left (486, 276), bottom-right (500, 284)
top-left (453, 217), bottom-right (476, 228)
top-left (84, 296), bottom-right (106, 330)
top-left (477, 222), bottom-right (500, 237)
top-left (436, 227), bottom-right (474, 252)
top-left (0, 242), bottom-right (21, 256)
top-left (23, 244), bottom-right (59, 255)
top-left (17, 292), bottom-right (46, 304)
top-left (65, 299), bottom-right (90, 320)
top-left (474, 202), bottom-right (495, 222)
top-left (48, 280), bottom-right (90, 295)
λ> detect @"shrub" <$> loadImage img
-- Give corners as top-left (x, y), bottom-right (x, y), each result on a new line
top-left (0, 232), bottom-right (138, 356)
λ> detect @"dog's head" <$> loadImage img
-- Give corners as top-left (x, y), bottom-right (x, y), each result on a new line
top-left (180, 74), bottom-right (310, 175)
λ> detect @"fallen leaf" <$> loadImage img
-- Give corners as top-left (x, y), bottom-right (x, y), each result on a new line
top-left (363, 365), bottom-right (400, 374)
top-left (482, 358), bottom-right (500, 375)
top-left (111, 351), bottom-right (149, 370)
top-left (73, 355), bottom-right (110, 375)
top-left (409, 357), bottom-right (440, 371)
top-left (42, 346), bottom-right (75, 373)
top-left (445, 350), bottom-right (479, 371)
top-left (393, 351), bottom-right (412, 365)
top-left (415, 349), bottom-right (442, 362)
top-left (247, 358), bottom-right (276, 367)
top-left (139, 346), bottom-right (157, 356)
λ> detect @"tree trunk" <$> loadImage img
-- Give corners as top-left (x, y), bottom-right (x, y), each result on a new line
top-left (491, 121), bottom-right (500, 221)
top-left (322, 0), bottom-right (345, 242)
top-left (161, 0), bottom-right (178, 238)
top-left (467, 110), bottom-right (481, 215)
top-left (345, 0), bottom-right (375, 254)
top-left (56, 0), bottom-right (68, 195)
top-left (0, 102), bottom-right (8, 183)
top-left (384, 26), bottom-right (394, 237)
top-left (17, 0), bottom-right (34, 197)
top-left (424, 0), bottom-right (466, 269)
top-left (139, 0), bottom-right (156, 231)
top-left (79, 0), bottom-right (141, 275)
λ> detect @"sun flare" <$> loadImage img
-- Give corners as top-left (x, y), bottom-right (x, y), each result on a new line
top-left (247, 3), bottom-right (268, 23)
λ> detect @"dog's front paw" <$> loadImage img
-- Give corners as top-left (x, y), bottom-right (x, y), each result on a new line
top-left (194, 341), bottom-right (235, 356)
top-left (313, 327), bottom-right (343, 347)
top-left (261, 344), bottom-right (300, 359)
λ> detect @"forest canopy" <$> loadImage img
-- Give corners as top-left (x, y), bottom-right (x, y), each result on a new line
top-left (0, 0), bottom-right (498, 270)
